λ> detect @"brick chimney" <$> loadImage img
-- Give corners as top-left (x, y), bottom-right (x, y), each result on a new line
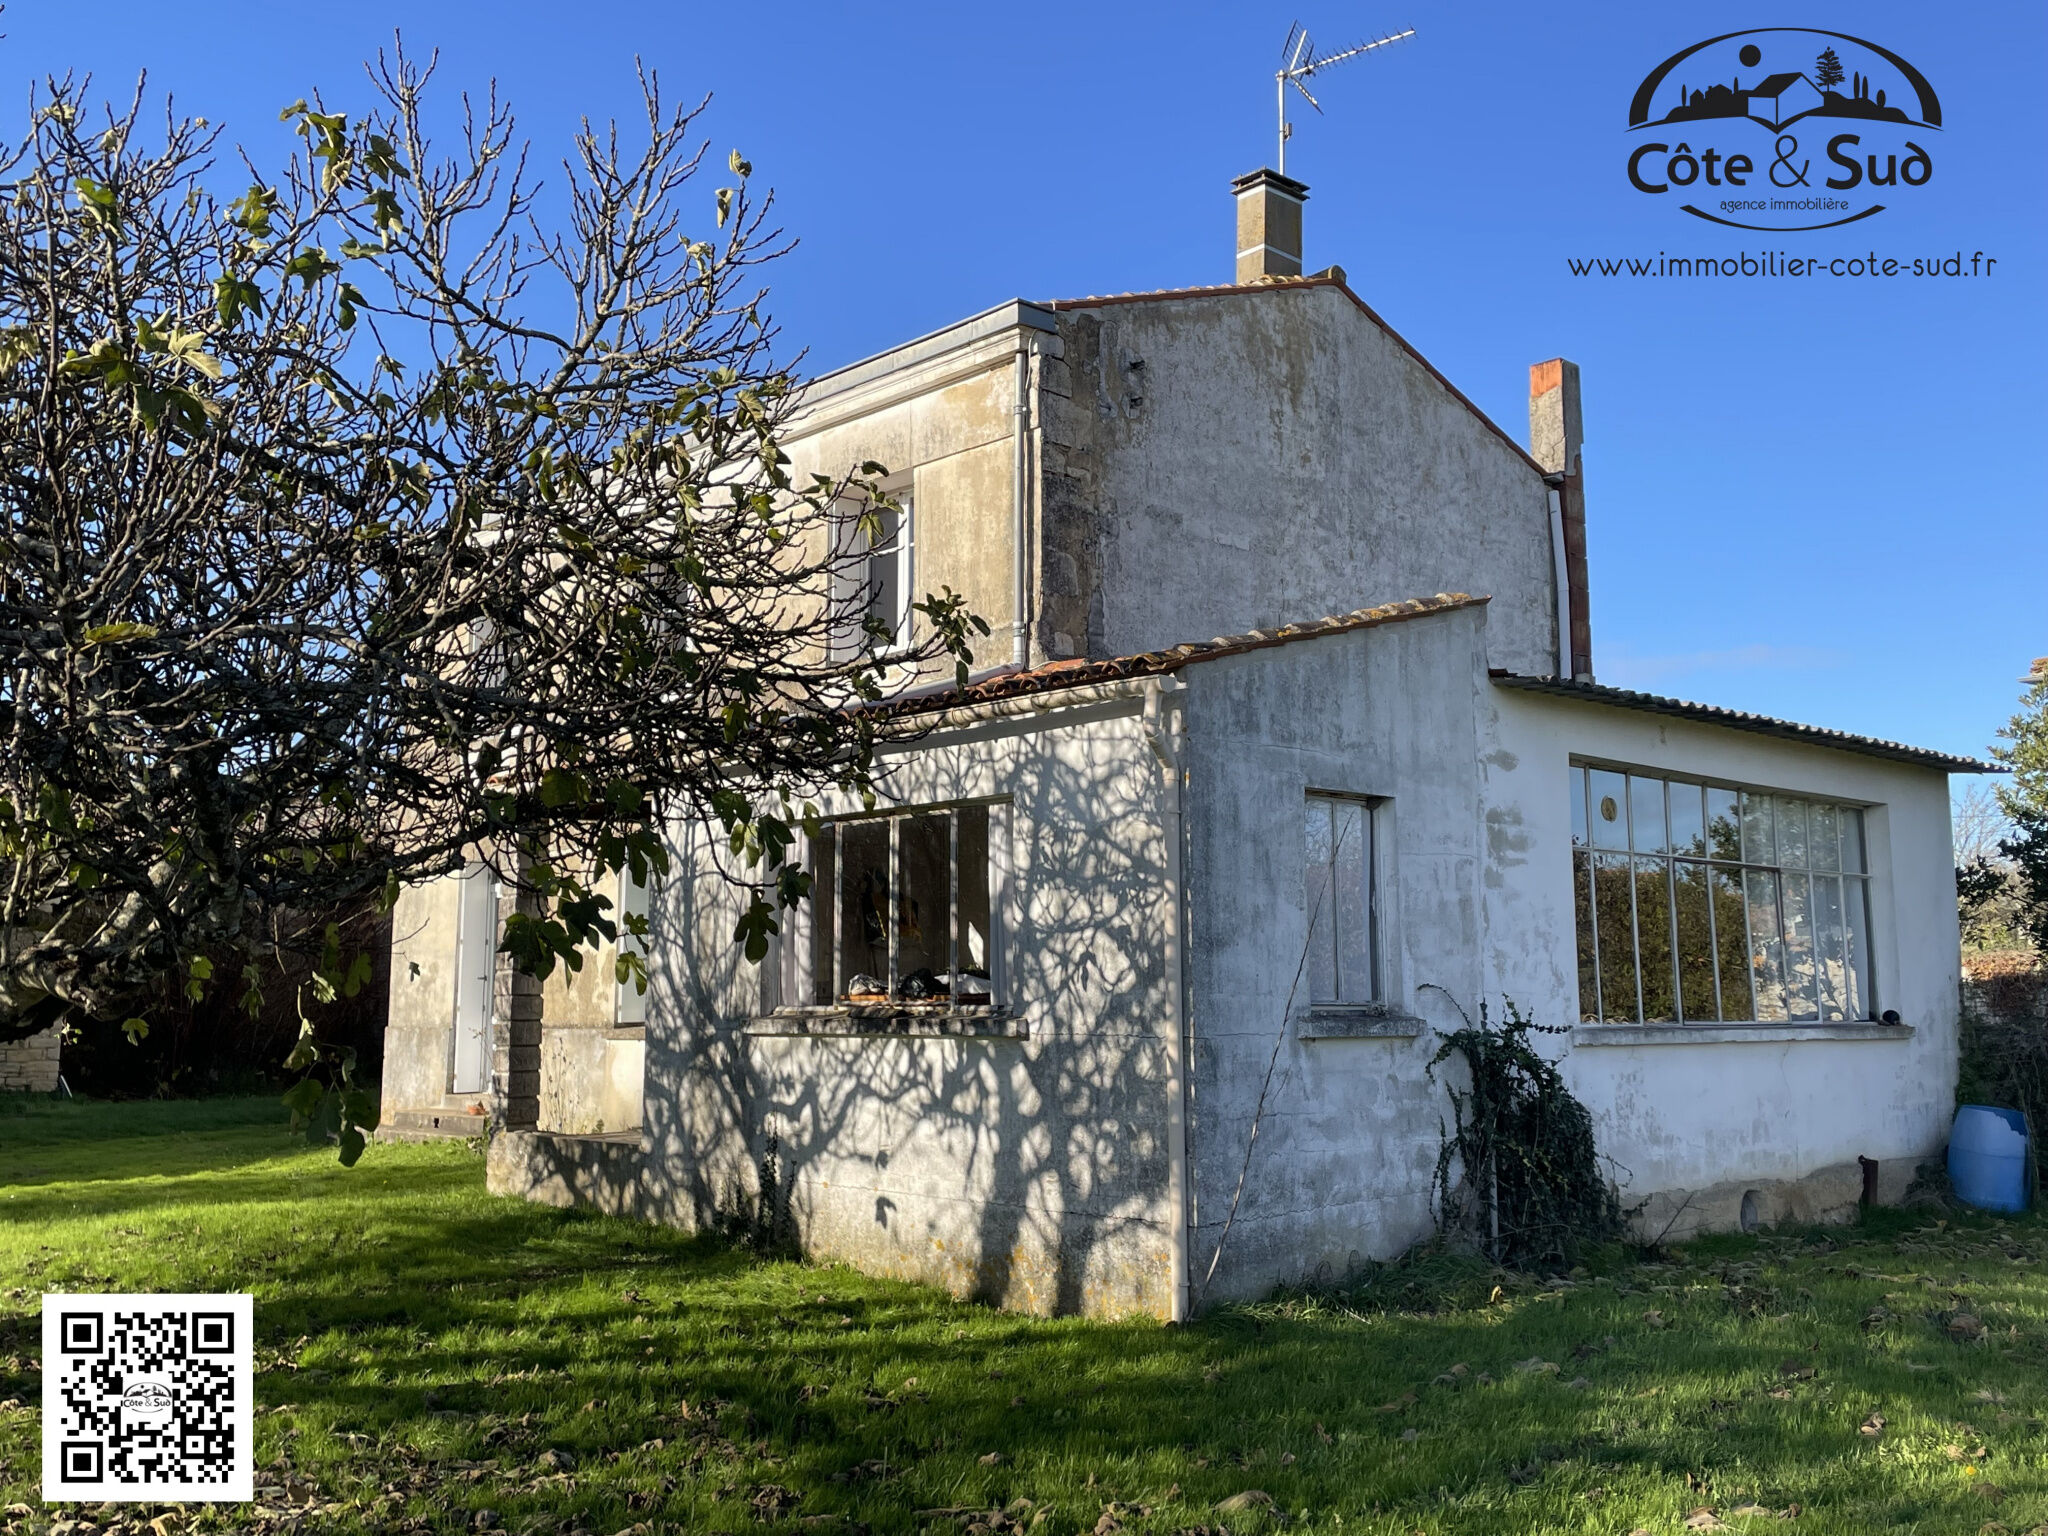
top-left (1529, 359), bottom-right (1592, 681)
top-left (1233, 169), bottom-right (1308, 282)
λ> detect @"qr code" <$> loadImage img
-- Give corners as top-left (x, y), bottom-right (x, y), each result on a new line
top-left (42, 1294), bottom-right (253, 1502)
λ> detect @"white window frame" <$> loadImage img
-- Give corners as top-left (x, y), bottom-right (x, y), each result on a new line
top-left (838, 487), bottom-right (915, 660)
top-left (1304, 792), bottom-right (1381, 1006)
top-left (777, 799), bottom-right (1010, 1011)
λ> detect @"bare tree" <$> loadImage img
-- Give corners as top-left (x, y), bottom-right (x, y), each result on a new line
top-left (0, 54), bottom-right (985, 1150)
top-left (1955, 782), bottom-right (2014, 867)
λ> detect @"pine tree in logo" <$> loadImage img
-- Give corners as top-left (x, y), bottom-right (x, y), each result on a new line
top-left (1813, 46), bottom-right (1846, 94)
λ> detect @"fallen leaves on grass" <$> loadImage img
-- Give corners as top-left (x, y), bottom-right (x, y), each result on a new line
top-left (1682, 1509), bottom-right (1728, 1530)
top-left (1948, 1312), bottom-right (1988, 1343)
top-left (1777, 1360), bottom-right (1817, 1381)
top-left (1092, 1500), bottom-right (1150, 1534)
top-left (1374, 1392), bottom-right (1418, 1412)
top-left (1859, 1412), bottom-right (1887, 1436)
top-left (1512, 1357), bottom-right (1560, 1375)
top-left (1214, 1491), bottom-right (1273, 1515)
top-left (1643, 1309), bottom-right (1668, 1329)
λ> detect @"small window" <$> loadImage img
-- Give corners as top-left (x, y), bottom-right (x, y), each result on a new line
top-left (1305, 794), bottom-right (1377, 1005)
top-left (858, 494), bottom-right (914, 654)
top-left (1569, 764), bottom-right (1873, 1025)
top-left (781, 802), bottom-right (1006, 1008)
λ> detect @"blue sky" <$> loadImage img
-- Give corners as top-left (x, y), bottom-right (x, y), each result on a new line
top-left (9, 0), bottom-right (2044, 769)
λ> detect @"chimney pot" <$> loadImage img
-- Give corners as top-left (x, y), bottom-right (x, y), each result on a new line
top-left (1232, 168), bottom-right (1309, 283)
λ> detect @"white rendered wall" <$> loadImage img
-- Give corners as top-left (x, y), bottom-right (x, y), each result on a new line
top-left (1484, 687), bottom-right (1962, 1227)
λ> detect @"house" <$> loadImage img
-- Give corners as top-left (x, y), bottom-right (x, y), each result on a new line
top-left (378, 168), bottom-right (1987, 1317)
top-left (1746, 72), bottom-right (1823, 125)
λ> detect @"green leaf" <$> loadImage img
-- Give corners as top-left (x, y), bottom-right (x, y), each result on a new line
top-left (337, 1125), bottom-right (367, 1167)
top-left (283, 248), bottom-right (341, 287)
top-left (281, 1077), bottom-right (324, 1118)
top-left (343, 1087), bottom-right (381, 1134)
top-left (732, 892), bottom-right (778, 965)
top-left (80, 622), bottom-right (159, 647)
top-left (539, 767), bottom-right (590, 808)
top-left (214, 274), bottom-right (265, 328)
top-left (120, 1017), bottom-right (149, 1044)
top-left (164, 327), bottom-right (221, 380)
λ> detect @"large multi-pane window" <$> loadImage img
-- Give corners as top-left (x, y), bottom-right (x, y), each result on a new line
top-left (779, 802), bottom-right (1005, 1008)
top-left (1305, 795), bottom-right (1377, 1004)
top-left (1570, 765), bottom-right (1873, 1025)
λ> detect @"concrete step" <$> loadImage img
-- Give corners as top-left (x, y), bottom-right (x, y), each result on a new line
top-left (378, 1105), bottom-right (490, 1141)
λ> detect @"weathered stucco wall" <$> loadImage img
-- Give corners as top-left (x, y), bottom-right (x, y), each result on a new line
top-left (1180, 603), bottom-right (1963, 1301)
top-left (779, 307), bottom-right (1053, 681)
top-left (1180, 604), bottom-right (1493, 1302)
top-left (1485, 687), bottom-right (1961, 1238)
top-left (492, 694), bottom-right (1182, 1318)
top-left (1042, 284), bottom-right (1559, 675)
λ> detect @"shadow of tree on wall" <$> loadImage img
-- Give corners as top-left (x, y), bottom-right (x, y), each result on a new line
top-left (615, 722), bottom-right (1179, 1318)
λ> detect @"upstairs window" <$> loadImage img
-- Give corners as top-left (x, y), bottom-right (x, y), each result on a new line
top-left (1570, 764), bottom-right (1874, 1025)
top-left (780, 801), bottom-right (1007, 1008)
top-left (858, 495), bottom-right (914, 655)
top-left (1305, 794), bottom-right (1378, 1004)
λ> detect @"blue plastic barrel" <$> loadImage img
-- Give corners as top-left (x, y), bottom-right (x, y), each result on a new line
top-left (1949, 1105), bottom-right (2030, 1213)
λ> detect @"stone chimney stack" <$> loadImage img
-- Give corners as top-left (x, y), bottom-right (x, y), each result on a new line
top-left (1530, 359), bottom-right (1593, 682)
top-left (1233, 169), bottom-right (1308, 282)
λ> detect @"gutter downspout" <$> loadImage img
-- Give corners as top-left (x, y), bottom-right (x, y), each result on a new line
top-left (1142, 675), bottom-right (1191, 1323)
top-left (1012, 335), bottom-right (1036, 669)
top-left (1546, 486), bottom-right (1572, 681)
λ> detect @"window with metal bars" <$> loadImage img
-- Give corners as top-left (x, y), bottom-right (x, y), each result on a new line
top-left (1569, 764), bottom-right (1874, 1025)
top-left (778, 802), bottom-right (1007, 1008)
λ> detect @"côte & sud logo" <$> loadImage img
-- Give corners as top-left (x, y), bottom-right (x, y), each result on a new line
top-left (1626, 28), bottom-right (1940, 232)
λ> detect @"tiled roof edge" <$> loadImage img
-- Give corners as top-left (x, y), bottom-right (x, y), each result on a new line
top-left (1491, 673), bottom-right (2000, 773)
top-left (876, 593), bottom-right (1488, 719)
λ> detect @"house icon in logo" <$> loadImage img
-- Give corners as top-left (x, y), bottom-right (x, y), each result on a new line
top-left (1745, 71), bottom-right (1822, 128)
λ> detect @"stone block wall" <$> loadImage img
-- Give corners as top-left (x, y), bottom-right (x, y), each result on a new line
top-left (0, 1024), bottom-right (62, 1092)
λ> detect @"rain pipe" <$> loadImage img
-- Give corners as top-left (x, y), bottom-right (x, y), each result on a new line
top-left (1142, 675), bottom-right (1192, 1322)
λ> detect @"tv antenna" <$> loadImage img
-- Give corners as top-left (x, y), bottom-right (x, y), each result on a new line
top-left (1276, 22), bottom-right (1416, 174)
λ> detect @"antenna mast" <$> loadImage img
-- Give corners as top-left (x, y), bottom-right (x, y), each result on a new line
top-left (1276, 23), bottom-right (1416, 174)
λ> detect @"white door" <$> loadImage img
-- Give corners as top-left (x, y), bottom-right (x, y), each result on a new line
top-left (451, 866), bottom-right (496, 1094)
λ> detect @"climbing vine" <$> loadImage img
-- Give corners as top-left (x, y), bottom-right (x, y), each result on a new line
top-left (1428, 997), bottom-right (1624, 1268)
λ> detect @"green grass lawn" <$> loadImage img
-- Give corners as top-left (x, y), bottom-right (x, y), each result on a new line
top-left (4, 1097), bottom-right (2047, 1535)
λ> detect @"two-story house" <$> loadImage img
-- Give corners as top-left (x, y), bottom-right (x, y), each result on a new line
top-left (379, 168), bottom-right (1986, 1318)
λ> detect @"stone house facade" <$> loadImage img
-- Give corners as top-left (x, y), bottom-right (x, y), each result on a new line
top-left (380, 170), bottom-right (1988, 1315)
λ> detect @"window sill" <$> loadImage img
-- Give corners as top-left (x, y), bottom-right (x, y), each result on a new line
top-left (745, 1005), bottom-right (1027, 1041)
top-left (1572, 1020), bottom-right (1914, 1047)
top-left (1297, 1004), bottom-right (1427, 1041)
top-left (605, 1024), bottom-right (647, 1042)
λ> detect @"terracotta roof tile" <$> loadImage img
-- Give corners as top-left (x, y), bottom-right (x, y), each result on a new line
top-left (878, 593), bottom-right (1487, 718)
